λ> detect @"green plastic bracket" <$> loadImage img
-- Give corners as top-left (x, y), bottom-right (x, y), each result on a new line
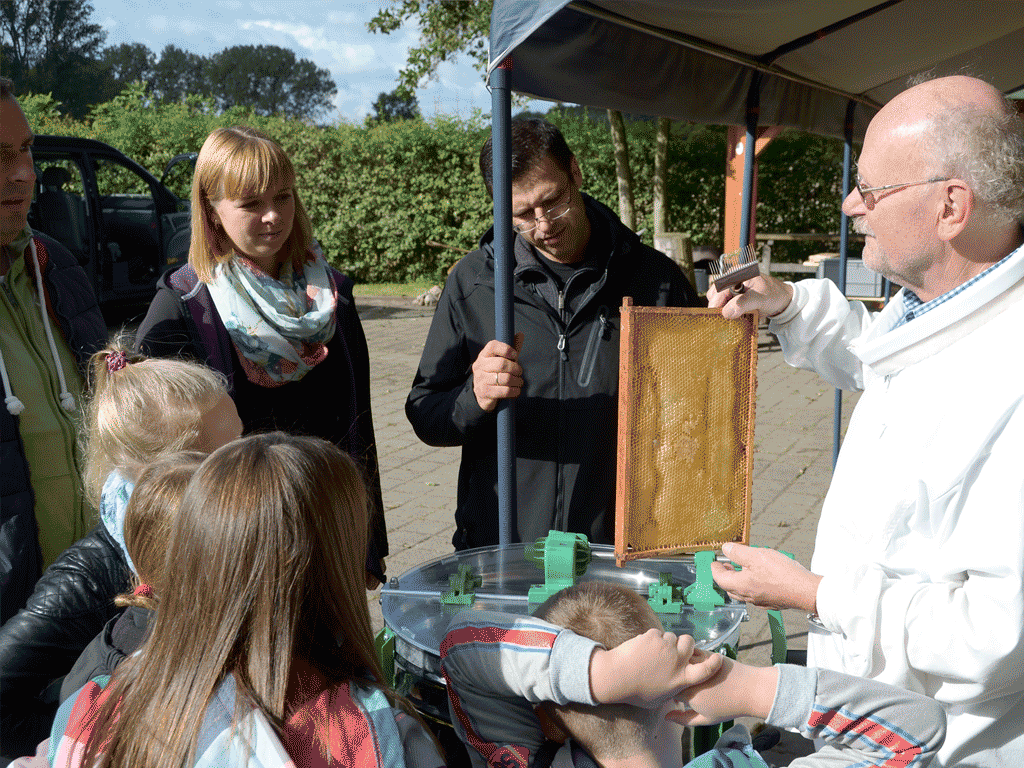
top-left (441, 562), bottom-right (482, 605)
top-left (648, 572), bottom-right (685, 613)
top-left (526, 530), bottom-right (592, 603)
top-left (729, 547), bottom-right (794, 665)
top-left (683, 550), bottom-right (726, 612)
top-left (373, 626), bottom-right (396, 688)
top-left (768, 549), bottom-right (794, 666)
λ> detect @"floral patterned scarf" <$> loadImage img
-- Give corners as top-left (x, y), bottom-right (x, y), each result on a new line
top-left (206, 241), bottom-right (337, 387)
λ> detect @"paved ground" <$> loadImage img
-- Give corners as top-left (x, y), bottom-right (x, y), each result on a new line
top-left (357, 293), bottom-right (860, 766)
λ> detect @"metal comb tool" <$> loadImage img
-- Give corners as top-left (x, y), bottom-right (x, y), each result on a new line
top-left (709, 245), bottom-right (760, 295)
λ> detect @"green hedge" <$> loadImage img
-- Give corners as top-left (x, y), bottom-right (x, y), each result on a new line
top-left (20, 84), bottom-right (850, 283)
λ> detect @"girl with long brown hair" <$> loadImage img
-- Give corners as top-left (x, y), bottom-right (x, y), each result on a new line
top-left (50, 432), bottom-right (442, 768)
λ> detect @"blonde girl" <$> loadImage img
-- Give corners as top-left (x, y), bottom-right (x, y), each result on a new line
top-left (52, 432), bottom-right (442, 768)
top-left (58, 451), bottom-right (206, 703)
top-left (83, 340), bottom-right (241, 573)
top-left (0, 342), bottom-right (241, 750)
top-left (135, 126), bottom-right (387, 584)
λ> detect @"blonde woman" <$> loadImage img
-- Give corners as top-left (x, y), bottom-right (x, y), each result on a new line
top-left (135, 126), bottom-right (386, 584)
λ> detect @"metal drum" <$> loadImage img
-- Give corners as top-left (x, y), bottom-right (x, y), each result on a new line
top-left (380, 542), bottom-right (746, 726)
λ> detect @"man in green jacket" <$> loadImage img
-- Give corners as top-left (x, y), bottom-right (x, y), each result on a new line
top-left (0, 77), bottom-right (107, 624)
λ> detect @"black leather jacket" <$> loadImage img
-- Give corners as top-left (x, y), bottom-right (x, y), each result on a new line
top-left (60, 604), bottom-right (152, 704)
top-left (0, 524), bottom-right (130, 758)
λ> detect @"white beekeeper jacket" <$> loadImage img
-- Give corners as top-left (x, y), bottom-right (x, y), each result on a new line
top-left (768, 240), bottom-right (1024, 768)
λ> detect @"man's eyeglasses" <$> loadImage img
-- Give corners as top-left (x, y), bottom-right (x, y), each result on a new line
top-left (512, 200), bottom-right (572, 234)
top-left (855, 177), bottom-right (950, 210)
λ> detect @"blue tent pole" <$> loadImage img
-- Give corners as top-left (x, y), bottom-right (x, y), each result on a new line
top-left (491, 57), bottom-right (516, 548)
top-left (738, 74), bottom-right (761, 249)
top-left (833, 100), bottom-right (856, 468)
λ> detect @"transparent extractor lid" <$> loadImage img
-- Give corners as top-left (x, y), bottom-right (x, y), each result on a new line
top-left (380, 542), bottom-right (747, 666)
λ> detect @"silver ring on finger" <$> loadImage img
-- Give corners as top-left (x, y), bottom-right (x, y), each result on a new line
top-left (495, 372), bottom-right (500, 386)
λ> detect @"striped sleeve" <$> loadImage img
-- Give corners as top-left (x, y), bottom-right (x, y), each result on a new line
top-left (770, 665), bottom-right (946, 768)
top-left (441, 611), bottom-right (600, 768)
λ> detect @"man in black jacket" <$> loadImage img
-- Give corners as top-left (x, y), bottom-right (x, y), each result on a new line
top-left (406, 119), bottom-right (699, 550)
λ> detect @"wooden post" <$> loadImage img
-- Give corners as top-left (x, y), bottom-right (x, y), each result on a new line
top-left (723, 125), bottom-right (784, 254)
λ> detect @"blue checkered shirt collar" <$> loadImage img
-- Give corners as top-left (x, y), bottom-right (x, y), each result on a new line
top-left (894, 252), bottom-right (1013, 329)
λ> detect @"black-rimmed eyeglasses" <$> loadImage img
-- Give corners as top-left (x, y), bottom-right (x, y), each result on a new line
top-left (855, 177), bottom-right (950, 210)
top-left (512, 200), bottom-right (572, 234)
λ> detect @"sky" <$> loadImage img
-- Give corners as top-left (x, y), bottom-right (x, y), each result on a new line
top-left (88, 0), bottom-right (548, 123)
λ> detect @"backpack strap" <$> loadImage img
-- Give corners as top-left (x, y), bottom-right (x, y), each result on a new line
top-left (168, 264), bottom-right (236, 394)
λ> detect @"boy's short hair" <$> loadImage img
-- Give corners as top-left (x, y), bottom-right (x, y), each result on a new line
top-left (534, 581), bottom-right (663, 759)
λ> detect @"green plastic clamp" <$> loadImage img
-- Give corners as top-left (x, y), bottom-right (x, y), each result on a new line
top-left (767, 549), bottom-right (794, 666)
top-left (373, 626), bottom-right (396, 688)
top-left (441, 562), bottom-right (482, 605)
top-left (683, 550), bottom-right (726, 612)
top-left (648, 572), bottom-right (685, 613)
top-left (526, 530), bottom-right (592, 603)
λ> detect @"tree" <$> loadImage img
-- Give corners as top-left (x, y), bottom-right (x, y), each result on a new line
top-left (653, 117), bottom-right (670, 237)
top-left (1, 0), bottom-right (106, 116)
top-left (98, 42), bottom-right (155, 101)
top-left (368, 89), bottom-right (421, 124)
top-left (151, 44), bottom-right (206, 105)
top-left (1, 0), bottom-right (105, 79)
top-left (102, 42), bottom-right (154, 87)
top-left (607, 108), bottom-right (636, 230)
top-left (367, 0), bottom-right (491, 98)
top-left (205, 45), bottom-right (336, 120)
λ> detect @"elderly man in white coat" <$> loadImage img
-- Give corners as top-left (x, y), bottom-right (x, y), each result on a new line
top-left (707, 75), bottom-right (1024, 767)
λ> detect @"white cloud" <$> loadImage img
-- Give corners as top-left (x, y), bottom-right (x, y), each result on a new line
top-left (326, 10), bottom-right (362, 25)
top-left (241, 20), bottom-right (377, 73)
top-left (145, 14), bottom-right (223, 43)
top-left (243, 20), bottom-right (329, 52)
top-left (147, 15), bottom-right (171, 33)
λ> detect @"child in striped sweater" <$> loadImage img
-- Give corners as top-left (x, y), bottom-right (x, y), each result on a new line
top-left (441, 581), bottom-right (945, 768)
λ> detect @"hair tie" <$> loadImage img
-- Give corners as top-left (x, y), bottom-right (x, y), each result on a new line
top-left (106, 350), bottom-right (129, 373)
top-left (133, 583), bottom-right (153, 597)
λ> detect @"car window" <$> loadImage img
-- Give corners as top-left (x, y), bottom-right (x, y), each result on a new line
top-left (161, 155), bottom-right (196, 202)
top-left (30, 157), bottom-right (90, 264)
top-left (94, 157), bottom-right (152, 199)
top-left (94, 156), bottom-right (160, 286)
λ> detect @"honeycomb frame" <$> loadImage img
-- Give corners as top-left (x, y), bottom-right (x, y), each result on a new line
top-left (615, 299), bottom-right (757, 565)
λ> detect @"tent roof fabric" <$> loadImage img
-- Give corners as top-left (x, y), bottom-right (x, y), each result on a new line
top-left (489, 1), bottom-right (1024, 140)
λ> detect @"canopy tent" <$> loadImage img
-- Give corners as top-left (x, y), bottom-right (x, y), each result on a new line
top-left (482, 1), bottom-right (1024, 545)
top-left (488, 0), bottom-right (1024, 140)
